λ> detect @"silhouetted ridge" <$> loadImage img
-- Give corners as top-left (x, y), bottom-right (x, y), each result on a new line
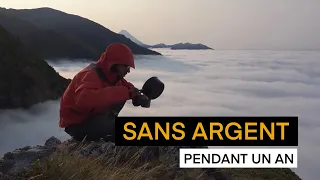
top-left (118, 30), bottom-right (213, 50)
top-left (0, 25), bottom-right (70, 109)
top-left (0, 8), bottom-right (96, 59)
top-left (0, 7), bottom-right (161, 60)
top-left (170, 42), bottom-right (213, 50)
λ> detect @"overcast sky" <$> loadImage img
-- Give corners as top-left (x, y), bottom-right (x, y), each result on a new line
top-left (1, 0), bottom-right (320, 50)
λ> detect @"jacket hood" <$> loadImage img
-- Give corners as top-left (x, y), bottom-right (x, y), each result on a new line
top-left (96, 43), bottom-right (135, 84)
top-left (96, 43), bottom-right (135, 72)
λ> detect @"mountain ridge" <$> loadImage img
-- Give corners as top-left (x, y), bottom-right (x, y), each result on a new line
top-left (0, 9), bottom-right (95, 59)
top-left (118, 29), bottom-right (213, 50)
top-left (0, 24), bottom-right (70, 109)
top-left (0, 7), bottom-right (161, 60)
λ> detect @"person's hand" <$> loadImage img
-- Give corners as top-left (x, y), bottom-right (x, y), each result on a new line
top-left (139, 94), bottom-right (149, 101)
top-left (139, 94), bottom-right (150, 108)
top-left (132, 94), bottom-right (150, 108)
top-left (129, 86), bottom-right (140, 99)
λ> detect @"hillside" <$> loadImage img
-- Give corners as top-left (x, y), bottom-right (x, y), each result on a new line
top-left (0, 25), bottom-right (70, 109)
top-left (0, 7), bottom-right (161, 60)
top-left (0, 10), bottom-right (95, 59)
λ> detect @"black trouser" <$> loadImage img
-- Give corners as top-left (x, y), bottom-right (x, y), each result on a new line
top-left (65, 102), bottom-right (126, 142)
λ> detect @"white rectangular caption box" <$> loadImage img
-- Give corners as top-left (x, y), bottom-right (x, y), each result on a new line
top-left (179, 148), bottom-right (298, 168)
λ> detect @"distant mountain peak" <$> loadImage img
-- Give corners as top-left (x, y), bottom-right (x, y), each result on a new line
top-left (118, 30), bottom-right (146, 46)
top-left (119, 29), bottom-right (129, 34)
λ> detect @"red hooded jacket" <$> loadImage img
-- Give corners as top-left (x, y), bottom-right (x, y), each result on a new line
top-left (59, 43), bottom-right (135, 128)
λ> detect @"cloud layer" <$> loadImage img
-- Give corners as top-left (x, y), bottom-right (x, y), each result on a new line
top-left (1, 49), bottom-right (319, 180)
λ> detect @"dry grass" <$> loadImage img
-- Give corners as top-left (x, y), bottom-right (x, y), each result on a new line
top-left (15, 142), bottom-right (301, 180)
top-left (24, 143), bottom-right (210, 180)
top-left (220, 168), bottom-right (301, 180)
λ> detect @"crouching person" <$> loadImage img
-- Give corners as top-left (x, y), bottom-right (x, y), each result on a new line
top-left (59, 43), bottom-right (149, 142)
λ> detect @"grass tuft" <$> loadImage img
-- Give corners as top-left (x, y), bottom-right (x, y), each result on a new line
top-left (17, 142), bottom-right (301, 180)
top-left (25, 143), bottom-right (209, 180)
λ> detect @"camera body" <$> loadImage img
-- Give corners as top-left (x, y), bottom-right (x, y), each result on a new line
top-left (132, 94), bottom-right (151, 108)
top-left (132, 76), bottom-right (164, 108)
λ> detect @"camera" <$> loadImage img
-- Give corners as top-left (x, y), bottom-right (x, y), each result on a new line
top-left (132, 94), bottom-right (151, 108)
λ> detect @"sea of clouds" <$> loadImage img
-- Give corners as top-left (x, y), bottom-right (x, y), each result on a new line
top-left (0, 49), bottom-right (319, 180)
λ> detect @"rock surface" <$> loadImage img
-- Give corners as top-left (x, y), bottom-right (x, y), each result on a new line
top-left (0, 137), bottom-right (230, 180)
top-left (0, 137), bottom-right (61, 175)
top-left (0, 25), bottom-right (70, 109)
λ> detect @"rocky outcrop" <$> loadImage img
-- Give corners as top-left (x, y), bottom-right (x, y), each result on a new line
top-left (0, 136), bottom-right (302, 180)
top-left (0, 137), bottom-right (231, 180)
top-left (0, 25), bottom-right (70, 109)
top-left (0, 137), bottom-right (61, 177)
